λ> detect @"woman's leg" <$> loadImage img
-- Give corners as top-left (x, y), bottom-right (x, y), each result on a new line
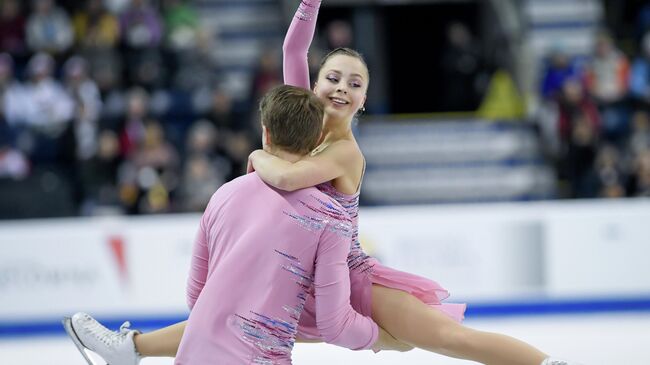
top-left (134, 321), bottom-right (186, 357)
top-left (371, 284), bottom-right (548, 365)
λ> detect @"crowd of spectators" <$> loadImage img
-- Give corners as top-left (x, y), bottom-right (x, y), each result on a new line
top-left (536, 26), bottom-right (650, 199)
top-left (2, 1), bottom-right (648, 219)
top-left (0, 0), bottom-right (276, 217)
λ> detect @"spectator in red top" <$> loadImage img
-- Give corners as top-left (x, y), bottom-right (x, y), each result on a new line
top-left (557, 78), bottom-right (601, 144)
top-left (556, 78), bottom-right (602, 198)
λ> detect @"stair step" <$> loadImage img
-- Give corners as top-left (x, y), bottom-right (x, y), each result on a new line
top-left (214, 38), bottom-right (282, 67)
top-left (525, 0), bottom-right (602, 24)
top-left (198, 4), bottom-right (281, 32)
top-left (362, 165), bottom-right (555, 204)
top-left (196, 0), bottom-right (278, 6)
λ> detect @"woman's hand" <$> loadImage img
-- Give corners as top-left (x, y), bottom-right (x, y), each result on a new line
top-left (247, 149), bottom-right (263, 173)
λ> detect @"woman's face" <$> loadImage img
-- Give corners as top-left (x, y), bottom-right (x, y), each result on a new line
top-left (314, 54), bottom-right (368, 122)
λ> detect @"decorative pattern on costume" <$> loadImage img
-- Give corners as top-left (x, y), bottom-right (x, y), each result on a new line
top-left (283, 211), bottom-right (325, 232)
top-left (236, 250), bottom-right (313, 364)
top-left (237, 312), bottom-right (294, 365)
top-left (276, 249), bottom-right (313, 322)
top-left (300, 196), bottom-right (353, 238)
top-left (296, 1), bottom-right (321, 21)
top-left (283, 194), bottom-right (355, 237)
top-left (316, 183), bottom-right (374, 274)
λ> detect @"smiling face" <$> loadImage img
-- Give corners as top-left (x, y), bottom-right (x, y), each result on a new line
top-left (314, 53), bottom-right (369, 123)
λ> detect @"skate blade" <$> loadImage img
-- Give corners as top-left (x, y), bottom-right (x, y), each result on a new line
top-left (62, 317), bottom-right (106, 365)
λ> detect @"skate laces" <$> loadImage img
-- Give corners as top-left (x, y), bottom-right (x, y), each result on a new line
top-left (543, 359), bottom-right (569, 365)
top-left (81, 315), bottom-right (131, 348)
top-left (119, 321), bottom-right (133, 335)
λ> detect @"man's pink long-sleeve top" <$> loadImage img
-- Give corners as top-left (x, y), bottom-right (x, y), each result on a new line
top-left (175, 173), bottom-right (378, 365)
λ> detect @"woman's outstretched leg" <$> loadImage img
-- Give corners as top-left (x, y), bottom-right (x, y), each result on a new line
top-left (65, 312), bottom-right (186, 364)
top-left (134, 321), bottom-right (186, 357)
top-left (371, 284), bottom-right (548, 365)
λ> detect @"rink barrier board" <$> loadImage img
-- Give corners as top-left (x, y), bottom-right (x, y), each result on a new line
top-left (2, 296), bottom-right (650, 338)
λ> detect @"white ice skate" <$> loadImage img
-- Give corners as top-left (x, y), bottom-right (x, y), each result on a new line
top-left (542, 357), bottom-right (584, 365)
top-left (62, 312), bottom-right (141, 365)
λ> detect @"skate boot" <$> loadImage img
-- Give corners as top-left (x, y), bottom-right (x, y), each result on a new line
top-left (542, 357), bottom-right (584, 365)
top-left (63, 312), bottom-right (142, 365)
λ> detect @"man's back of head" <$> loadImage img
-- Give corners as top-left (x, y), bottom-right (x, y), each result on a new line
top-left (259, 84), bottom-right (324, 156)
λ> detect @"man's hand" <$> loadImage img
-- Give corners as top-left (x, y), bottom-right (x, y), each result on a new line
top-left (372, 326), bottom-right (414, 353)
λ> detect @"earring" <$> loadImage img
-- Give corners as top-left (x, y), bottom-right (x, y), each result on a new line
top-left (356, 106), bottom-right (366, 117)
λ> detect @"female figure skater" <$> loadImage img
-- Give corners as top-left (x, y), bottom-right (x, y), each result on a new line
top-left (67, 1), bottom-right (579, 364)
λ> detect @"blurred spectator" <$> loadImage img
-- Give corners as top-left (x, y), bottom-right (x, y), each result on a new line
top-left (26, 0), bottom-right (73, 55)
top-left (204, 87), bottom-right (255, 180)
top-left (120, 0), bottom-right (166, 88)
top-left (625, 110), bottom-right (650, 196)
top-left (0, 144), bottom-right (30, 180)
top-left (172, 26), bottom-right (221, 91)
top-left (628, 149), bottom-right (650, 196)
top-left (178, 154), bottom-right (223, 211)
top-left (91, 49), bottom-right (123, 93)
top-left (126, 119), bottom-right (180, 214)
top-left (0, 119), bottom-right (29, 180)
top-left (64, 56), bottom-right (102, 161)
top-left (79, 129), bottom-right (122, 214)
top-left (105, 0), bottom-right (130, 15)
top-left (250, 48), bottom-right (282, 104)
top-left (185, 119), bottom-right (218, 156)
top-left (325, 19), bottom-right (353, 49)
top-left (555, 79), bottom-right (601, 198)
top-left (127, 47), bottom-right (167, 89)
top-left (0, 0), bottom-right (27, 58)
top-left (630, 31), bottom-right (650, 110)
top-left (72, 0), bottom-right (122, 95)
top-left (586, 32), bottom-right (630, 104)
top-left (19, 53), bottom-right (74, 164)
top-left (627, 110), bottom-right (650, 157)
top-left (541, 47), bottom-right (582, 101)
top-left (566, 111), bottom-right (600, 198)
top-left (160, 0), bottom-right (200, 86)
top-left (162, 0), bottom-right (199, 51)
top-left (133, 119), bottom-right (179, 176)
top-left (119, 87), bottom-right (149, 158)
top-left (73, 0), bottom-right (120, 49)
top-left (557, 79), bottom-right (601, 145)
top-left (594, 145), bottom-right (626, 198)
top-left (0, 53), bottom-right (31, 128)
top-left (23, 53), bottom-right (74, 130)
top-left (178, 120), bottom-right (229, 211)
top-left (120, 0), bottom-right (164, 49)
top-left (585, 31), bottom-right (630, 143)
top-left (440, 21), bottom-right (486, 111)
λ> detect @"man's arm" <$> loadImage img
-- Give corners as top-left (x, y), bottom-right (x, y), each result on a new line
top-left (186, 213), bottom-right (210, 310)
top-left (312, 217), bottom-right (377, 350)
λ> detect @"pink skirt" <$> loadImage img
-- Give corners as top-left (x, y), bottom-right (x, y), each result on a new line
top-left (297, 258), bottom-right (465, 339)
top-left (351, 258), bottom-right (466, 323)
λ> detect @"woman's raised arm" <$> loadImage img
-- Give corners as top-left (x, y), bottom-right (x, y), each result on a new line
top-left (283, 0), bottom-right (322, 89)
